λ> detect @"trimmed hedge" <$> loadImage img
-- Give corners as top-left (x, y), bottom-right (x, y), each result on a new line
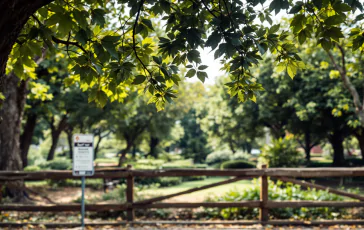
top-left (220, 160), bottom-right (255, 169)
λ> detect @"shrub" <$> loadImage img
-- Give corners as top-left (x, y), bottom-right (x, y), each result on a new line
top-left (158, 177), bottom-right (182, 187)
top-left (260, 138), bottom-right (303, 167)
top-left (220, 160), bottom-right (255, 169)
top-left (230, 151), bottom-right (250, 161)
top-left (202, 180), bottom-right (348, 220)
top-left (44, 158), bottom-right (72, 170)
top-left (206, 150), bottom-right (232, 165)
top-left (24, 165), bottom-right (41, 172)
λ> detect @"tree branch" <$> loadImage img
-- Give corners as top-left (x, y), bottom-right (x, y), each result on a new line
top-left (51, 36), bottom-right (88, 54)
top-left (327, 49), bottom-right (363, 111)
top-left (132, 0), bottom-right (151, 77)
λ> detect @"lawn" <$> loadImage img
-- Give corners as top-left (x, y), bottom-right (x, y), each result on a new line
top-left (140, 177), bottom-right (254, 202)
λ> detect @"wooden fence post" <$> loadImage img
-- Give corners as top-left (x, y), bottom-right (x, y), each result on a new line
top-left (126, 165), bottom-right (134, 221)
top-left (259, 164), bottom-right (268, 223)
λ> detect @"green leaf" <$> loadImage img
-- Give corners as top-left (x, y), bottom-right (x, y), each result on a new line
top-left (75, 29), bottom-right (89, 46)
top-left (133, 75), bottom-right (146, 84)
top-left (142, 19), bottom-right (154, 31)
top-left (91, 9), bottom-right (106, 27)
top-left (298, 30), bottom-right (306, 44)
top-left (187, 50), bottom-right (201, 63)
top-left (269, 24), bottom-right (280, 34)
top-left (289, 5), bottom-right (302, 14)
top-left (198, 65), bottom-right (208, 70)
top-left (205, 31), bottom-right (221, 50)
top-left (324, 15), bottom-right (345, 26)
top-left (152, 56), bottom-right (162, 64)
top-left (287, 62), bottom-right (297, 79)
top-left (73, 10), bottom-right (88, 29)
top-left (185, 69), bottom-right (196, 78)
top-left (96, 90), bottom-right (108, 107)
top-left (321, 39), bottom-right (332, 51)
top-left (197, 71), bottom-right (208, 82)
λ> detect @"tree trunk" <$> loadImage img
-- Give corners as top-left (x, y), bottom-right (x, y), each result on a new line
top-left (0, 74), bottom-right (27, 201)
top-left (19, 112), bottom-right (37, 167)
top-left (228, 139), bottom-right (236, 153)
top-left (355, 133), bottom-right (364, 161)
top-left (149, 137), bottom-right (160, 158)
top-left (0, 0), bottom-right (54, 91)
top-left (47, 116), bottom-right (68, 161)
top-left (66, 127), bottom-right (73, 159)
top-left (94, 135), bottom-right (103, 159)
top-left (132, 144), bottom-right (137, 158)
top-left (118, 142), bottom-right (132, 167)
top-left (328, 131), bottom-right (345, 167)
top-left (304, 129), bottom-right (311, 163)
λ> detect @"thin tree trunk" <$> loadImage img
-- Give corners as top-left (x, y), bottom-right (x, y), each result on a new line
top-left (0, 74), bottom-right (27, 201)
top-left (66, 127), bottom-right (73, 159)
top-left (149, 137), bottom-right (160, 158)
top-left (304, 129), bottom-right (311, 163)
top-left (228, 139), bottom-right (236, 153)
top-left (132, 144), bottom-right (137, 158)
top-left (47, 116), bottom-right (68, 161)
top-left (19, 112), bottom-right (37, 167)
top-left (94, 134), bottom-right (103, 159)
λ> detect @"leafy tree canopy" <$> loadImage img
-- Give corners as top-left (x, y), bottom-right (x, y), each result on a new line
top-left (2, 0), bottom-right (363, 111)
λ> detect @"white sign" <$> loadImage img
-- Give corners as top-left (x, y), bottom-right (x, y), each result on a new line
top-left (73, 134), bottom-right (94, 176)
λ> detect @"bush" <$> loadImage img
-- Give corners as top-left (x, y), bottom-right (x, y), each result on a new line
top-left (43, 158), bottom-right (72, 170)
top-left (24, 165), bottom-right (41, 172)
top-left (202, 180), bottom-right (349, 220)
top-left (220, 160), bottom-right (255, 169)
top-left (230, 151), bottom-right (250, 161)
top-left (158, 177), bottom-right (182, 187)
top-left (206, 150), bottom-right (232, 165)
top-left (260, 138), bottom-right (303, 167)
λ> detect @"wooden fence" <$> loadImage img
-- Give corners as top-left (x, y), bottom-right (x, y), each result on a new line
top-left (1, 165), bottom-right (364, 227)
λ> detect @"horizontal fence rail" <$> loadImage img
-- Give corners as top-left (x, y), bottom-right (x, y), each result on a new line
top-left (1, 166), bottom-right (364, 227)
top-left (2, 167), bottom-right (364, 181)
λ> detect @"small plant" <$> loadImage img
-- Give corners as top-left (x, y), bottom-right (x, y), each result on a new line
top-left (24, 165), bottom-right (41, 172)
top-left (202, 179), bottom-right (349, 220)
top-left (260, 138), bottom-right (303, 167)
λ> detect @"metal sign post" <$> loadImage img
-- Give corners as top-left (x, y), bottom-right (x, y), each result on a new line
top-left (73, 134), bottom-right (94, 230)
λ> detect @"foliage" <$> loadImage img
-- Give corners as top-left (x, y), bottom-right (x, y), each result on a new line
top-left (158, 177), bottom-right (183, 187)
top-left (42, 157), bottom-right (72, 170)
top-left (203, 180), bottom-right (349, 220)
top-left (220, 160), bottom-right (255, 169)
top-left (23, 165), bottom-right (41, 172)
top-left (205, 150), bottom-right (233, 165)
top-left (260, 138), bottom-right (303, 167)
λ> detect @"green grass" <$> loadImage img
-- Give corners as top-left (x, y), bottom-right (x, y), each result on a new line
top-left (140, 177), bottom-right (253, 200)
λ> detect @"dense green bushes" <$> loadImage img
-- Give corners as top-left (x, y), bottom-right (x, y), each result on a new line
top-left (202, 180), bottom-right (350, 220)
top-left (260, 138), bottom-right (303, 167)
top-left (220, 160), bottom-right (255, 169)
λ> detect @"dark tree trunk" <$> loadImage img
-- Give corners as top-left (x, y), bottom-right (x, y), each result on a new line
top-left (47, 116), bottom-right (68, 161)
top-left (19, 112), bottom-right (37, 167)
top-left (149, 137), bottom-right (160, 158)
top-left (0, 74), bottom-right (27, 201)
top-left (94, 135), bottom-right (103, 159)
top-left (228, 139), bottom-right (236, 153)
top-left (66, 127), bottom-right (73, 159)
top-left (132, 144), bottom-right (137, 158)
top-left (0, 0), bottom-right (54, 90)
top-left (304, 129), bottom-right (311, 163)
top-left (118, 142), bottom-right (132, 167)
top-left (328, 131), bottom-right (345, 167)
